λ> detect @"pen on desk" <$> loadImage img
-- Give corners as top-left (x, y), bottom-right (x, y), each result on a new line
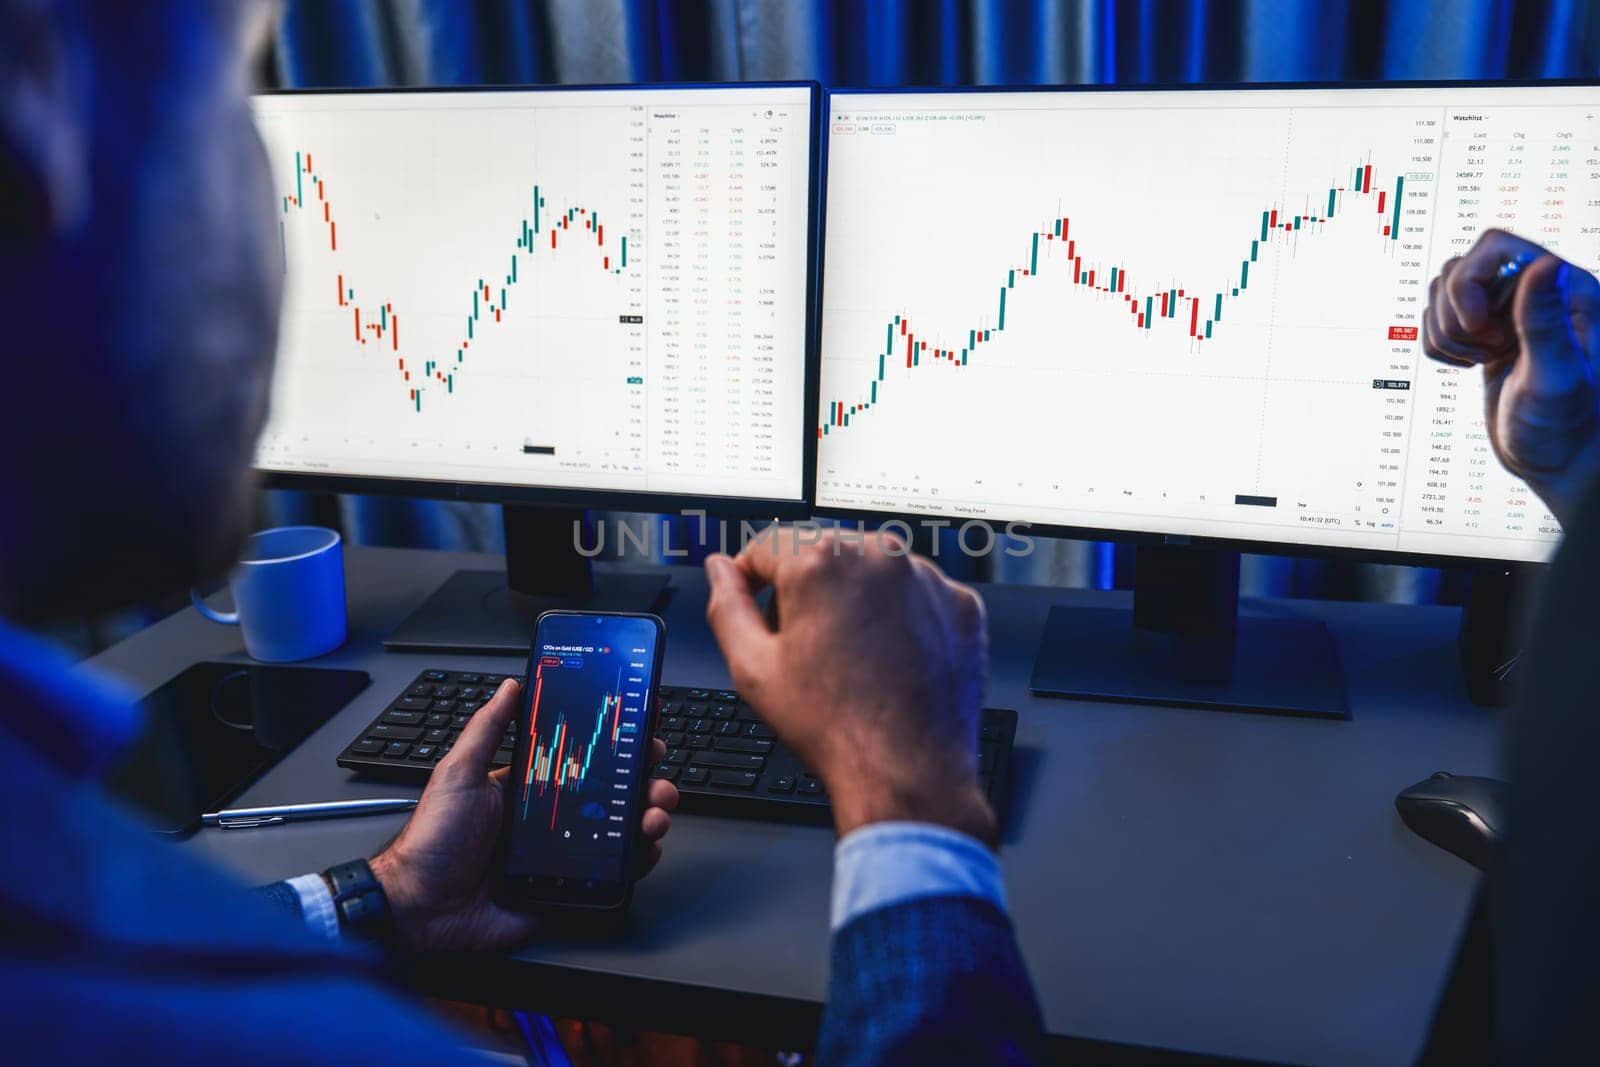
top-left (202, 797), bottom-right (418, 829)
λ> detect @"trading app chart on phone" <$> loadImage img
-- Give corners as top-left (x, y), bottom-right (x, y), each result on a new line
top-left (252, 87), bottom-right (812, 502)
top-left (817, 86), bottom-right (1600, 561)
top-left (507, 617), bottom-right (657, 884)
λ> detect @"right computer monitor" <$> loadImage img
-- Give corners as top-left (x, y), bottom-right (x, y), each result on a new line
top-left (817, 83), bottom-right (1600, 565)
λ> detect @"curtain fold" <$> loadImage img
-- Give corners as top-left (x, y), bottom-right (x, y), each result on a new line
top-left (269, 0), bottom-right (1599, 595)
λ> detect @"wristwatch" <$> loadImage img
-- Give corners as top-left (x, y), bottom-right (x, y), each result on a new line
top-left (321, 859), bottom-right (394, 945)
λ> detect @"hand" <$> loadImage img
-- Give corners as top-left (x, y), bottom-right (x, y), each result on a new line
top-left (369, 678), bottom-right (679, 953)
top-left (704, 527), bottom-right (996, 847)
top-left (1423, 229), bottom-right (1600, 525)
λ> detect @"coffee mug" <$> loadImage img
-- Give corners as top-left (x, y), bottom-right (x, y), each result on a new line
top-left (192, 526), bottom-right (348, 662)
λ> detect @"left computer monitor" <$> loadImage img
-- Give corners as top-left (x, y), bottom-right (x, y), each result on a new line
top-left (249, 84), bottom-right (821, 652)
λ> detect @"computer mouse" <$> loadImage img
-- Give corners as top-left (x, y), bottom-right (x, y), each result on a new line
top-left (1395, 771), bottom-right (1508, 872)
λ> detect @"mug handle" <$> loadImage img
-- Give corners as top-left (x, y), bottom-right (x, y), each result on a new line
top-left (191, 588), bottom-right (240, 626)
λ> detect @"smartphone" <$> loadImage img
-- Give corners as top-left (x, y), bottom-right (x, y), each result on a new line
top-left (496, 610), bottom-right (665, 912)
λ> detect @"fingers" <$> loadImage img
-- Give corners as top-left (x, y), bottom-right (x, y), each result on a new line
top-left (704, 553), bottom-right (777, 697)
top-left (640, 805), bottom-right (671, 841)
top-left (635, 789), bottom-right (675, 880)
top-left (1448, 229), bottom-right (1547, 333)
top-left (441, 677), bottom-right (522, 774)
top-left (647, 775), bottom-right (679, 812)
top-left (1423, 262), bottom-right (1486, 367)
top-left (636, 840), bottom-right (664, 878)
top-left (1510, 255), bottom-right (1593, 402)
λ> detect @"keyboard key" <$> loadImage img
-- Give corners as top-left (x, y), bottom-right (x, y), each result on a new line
top-left (458, 700), bottom-right (483, 714)
top-left (397, 697), bottom-right (430, 713)
top-left (383, 710), bottom-right (424, 726)
top-left (383, 741), bottom-right (411, 758)
top-left (680, 766), bottom-right (709, 785)
top-left (498, 735), bottom-right (515, 751)
top-left (410, 744), bottom-right (437, 760)
top-left (424, 728), bottom-right (448, 744)
top-left (431, 699), bottom-right (457, 713)
top-left (714, 737), bottom-right (773, 754)
top-left (439, 744), bottom-right (453, 759)
top-left (690, 752), bottom-right (765, 771)
top-left (660, 731), bottom-right (685, 746)
top-left (745, 723), bottom-right (776, 739)
top-left (459, 673), bottom-right (483, 684)
top-left (768, 774), bottom-right (795, 794)
top-left (685, 735), bottom-right (712, 750)
top-left (451, 714), bottom-right (471, 729)
top-left (687, 719), bottom-right (712, 734)
top-left (798, 776), bottom-right (824, 796)
top-left (424, 713), bottom-right (450, 727)
top-left (707, 770), bottom-right (758, 789)
top-left (351, 739), bottom-right (383, 755)
top-left (716, 721), bottom-right (743, 737)
top-left (713, 690), bottom-right (738, 703)
top-left (651, 762), bottom-right (679, 781)
top-left (663, 747), bottom-right (688, 765)
top-left (689, 689), bottom-right (711, 701)
top-left (370, 724), bottom-right (423, 742)
top-left (684, 701), bottom-right (709, 717)
top-left (455, 687), bottom-right (480, 700)
top-left (658, 686), bottom-right (681, 700)
top-left (709, 703), bottom-right (738, 720)
top-left (407, 685), bottom-right (436, 699)
top-left (423, 671), bottom-right (448, 682)
top-left (489, 754), bottom-right (511, 768)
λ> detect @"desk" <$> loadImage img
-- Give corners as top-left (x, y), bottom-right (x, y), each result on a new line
top-left (85, 546), bottom-right (1500, 1066)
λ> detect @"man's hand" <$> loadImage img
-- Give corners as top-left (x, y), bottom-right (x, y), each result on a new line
top-left (1423, 229), bottom-right (1600, 525)
top-left (369, 678), bottom-right (679, 953)
top-left (704, 528), bottom-right (996, 847)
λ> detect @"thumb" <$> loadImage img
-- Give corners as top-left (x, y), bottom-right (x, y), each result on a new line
top-left (441, 676), bottom-right (521, 775)
top-left (1513, 256), bottom-right (1593, 401)
top-left (704, 554), bottom-right (775, 698)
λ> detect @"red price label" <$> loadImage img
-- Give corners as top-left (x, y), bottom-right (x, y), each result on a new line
top-left (1389, 325), bottom-right (1419, 341)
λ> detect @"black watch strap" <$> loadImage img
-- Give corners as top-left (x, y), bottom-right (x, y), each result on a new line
top-left (322, 859), bottom-right (393, 945)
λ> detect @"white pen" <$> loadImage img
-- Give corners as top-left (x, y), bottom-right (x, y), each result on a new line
top-left (202, 797), bottom-right (418, 829)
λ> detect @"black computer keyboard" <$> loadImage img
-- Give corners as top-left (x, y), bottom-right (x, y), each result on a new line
top-left (336, 668), bottom-right (1018, 825)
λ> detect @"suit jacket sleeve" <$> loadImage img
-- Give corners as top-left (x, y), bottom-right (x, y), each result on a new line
top-left (818, 894), bottom-right (1043, 1066)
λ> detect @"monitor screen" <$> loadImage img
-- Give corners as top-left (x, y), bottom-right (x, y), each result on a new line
top-left (252, 85), bottom-right (814, 507)
top-left (817, 85), bottom-right (1600, 562)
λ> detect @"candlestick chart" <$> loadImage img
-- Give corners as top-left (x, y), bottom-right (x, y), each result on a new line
top-left (519, 658), bottom-right (633, 829)
top-left (250, 88), bottom-right (814, 503)
top-left (818, 88), bottom-right (1600, 561)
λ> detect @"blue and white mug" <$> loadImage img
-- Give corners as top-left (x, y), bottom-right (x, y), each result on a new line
top-left (192, 526), bottom-right (347, 662)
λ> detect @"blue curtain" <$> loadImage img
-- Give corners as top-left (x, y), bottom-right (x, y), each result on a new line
top-left (268, 0), bottom-right (1600, 601)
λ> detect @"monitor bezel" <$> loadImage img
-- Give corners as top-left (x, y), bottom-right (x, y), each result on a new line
top-left (813, 78), bottom-right (1600, 569)
top-left (252, 81), bottom-right (824, 522)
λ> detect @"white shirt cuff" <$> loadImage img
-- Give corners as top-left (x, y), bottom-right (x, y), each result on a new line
top-left (830, 820), bottom-right (1007, 932)
top-left (285, 872), bottom-right (341, 941)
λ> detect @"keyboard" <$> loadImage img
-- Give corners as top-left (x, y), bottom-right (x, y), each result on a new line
top-left (336, 668), bottom-right (1018, 825)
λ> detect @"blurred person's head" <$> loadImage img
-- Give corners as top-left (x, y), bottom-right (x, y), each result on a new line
top-left (0, 0), bottom-right (280, 622)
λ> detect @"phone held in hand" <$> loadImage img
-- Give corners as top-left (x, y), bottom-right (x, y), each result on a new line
top-left (495, 610), bottom-right (665, 913)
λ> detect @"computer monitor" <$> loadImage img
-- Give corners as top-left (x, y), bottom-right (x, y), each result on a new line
top-left (818, 82), bottom-right (1600, 714)
top-left (251, 84), bottom-right (820, 652)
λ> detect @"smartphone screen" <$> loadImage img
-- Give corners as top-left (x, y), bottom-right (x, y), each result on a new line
top-left (499, 611), bottom-right (663, 910)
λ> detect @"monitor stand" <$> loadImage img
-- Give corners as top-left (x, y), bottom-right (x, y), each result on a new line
top-left (1029, 544), bottom-right (1348, 719)
top-left (383, 504), bottom-right (670, 656)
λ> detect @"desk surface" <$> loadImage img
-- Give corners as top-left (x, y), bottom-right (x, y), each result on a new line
top-left (85, 546), bottom-right (1499, 1067)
